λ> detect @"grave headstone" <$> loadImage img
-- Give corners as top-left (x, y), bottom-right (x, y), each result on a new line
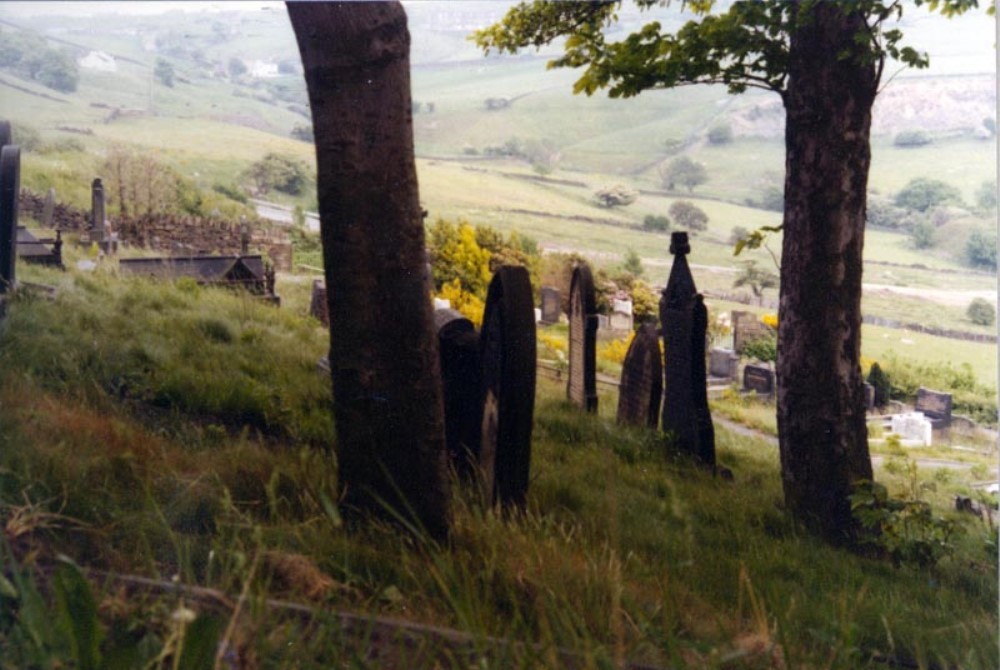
top-left (863, 382), bottom-right (875, 411)
top-left (90, 178), bottom-right (106, 244)
top-left (732, 310), bottom-right (770, 354)
top-left (0, 120), bottom-right (10, 148)
top-left (435, 308), bottom-right (482, 477)
top-left (479, 266), bottom-right (536, 508)
top-left (617, 322), bottom-right (663, 428)
top-left (609, 298), bottom-right (633, 332)
top-left (42, 188), bottom-right (56, 228)
top-left (742, 363), bottom-right (775, 395)
top-left (596, 314), bottom-right (610, 331)
top-left (0, 145), bottom-right (20, 294)
top-left (567, 263), bottom-right (598, 413)
top-left (309, 278), bottom-right (329, 327)
top-left (540, 286), bottom-right (561, 324)
top-left (660, 232), bottom-right (715, 466)
top-left (709, 347), bottom-right (740, 381)
top-left (915, 387), bottom-right (953, 428)
top-left (891, 411), bottom-right (933, 446)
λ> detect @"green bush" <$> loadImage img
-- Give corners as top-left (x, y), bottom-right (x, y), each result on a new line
top-left (966, 297), bottom-right (996, 326)
top-left (894, 178), bottom-right (962, 213)
top-left (965, 228), bottom-right (997, 270)
top-left (741, 333), bottom-right (777, 363)
top-left (668, 200), bottom-right (708, 231)
top-left (909, 218), bottom-right (935, 249)
top-left (642, 214), bottom-right (670, 232)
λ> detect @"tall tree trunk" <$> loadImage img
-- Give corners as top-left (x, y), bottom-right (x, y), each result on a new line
top-left (778, 3), bottom-right (876, 544)
top-left (289, 2), bottom-right (451, 540)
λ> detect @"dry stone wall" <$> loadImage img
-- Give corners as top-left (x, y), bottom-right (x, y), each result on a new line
top-left (18, 188), bottom-right (293, 272)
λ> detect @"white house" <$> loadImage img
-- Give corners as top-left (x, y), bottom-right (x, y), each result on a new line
top-left (79, 50), bottom-right (117, 73)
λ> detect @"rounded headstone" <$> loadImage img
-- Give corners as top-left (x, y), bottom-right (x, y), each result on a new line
top-left (435, 307), bottom-right (482, 476)
top-left (478, 265), bottom-right (536, 508)
top-left (617, 322), bottom-right (663, 428)
top-left (0, 145), bottom-right (21, 292)
top-left (567, 263), bottom-right (598, 412)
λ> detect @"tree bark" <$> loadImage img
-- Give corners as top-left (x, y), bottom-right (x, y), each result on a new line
top-left (289, 2), bottom-right (451, 540)
top-left (777, 2), bottom-right (876, 544)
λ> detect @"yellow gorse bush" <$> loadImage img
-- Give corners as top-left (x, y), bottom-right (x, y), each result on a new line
top-left (436, 279), bottom-right (485, 327)
top-left (761, 313), bottom-right (779, 329)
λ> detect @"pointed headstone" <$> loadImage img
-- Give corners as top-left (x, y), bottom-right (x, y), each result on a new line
top-left (0, 145), bottom-right (20, 293)
top-left (42, 188), bottom-right (56, 228)
top-left (660, 232), bottom-right (715, 466)
top-left (91, 178), bottom-right (105, 243)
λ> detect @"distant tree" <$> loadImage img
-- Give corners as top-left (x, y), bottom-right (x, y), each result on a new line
top-left (893, 130), bottom-right (931, 147)
top-left (242, 153), bottom-right (310, 196)
top-left (965, 228), bottom-right (997, 270)
top-left (966, 298), bottom-right (996, 327)
top-left (982, 116), bottom-right (996, 136)
top-left (668, 200), bottom-right (708, 231)
top-left (34, 49), bottom-right (78, 93)
top-left (866, 197), bottom-right (911, 229)
top-left (707, 123), bottom-right (733, 145)
top-left (594, 184), bottom-right (637, 208)
top-left (412, 100), bottom-right (423, 114)
top-left (277, 58), bottom-right (299, 75)
top-left (757, 185), bottom-right (784, 212)
top-left (154, 58), bottom-right (175, 87)
top-left (733, 260), bottom-right (778, 305)
top-left (660, 156), bottom-right (707, 192)
top-left (621, 248), bottom-right (644, 277)
top-left (426, 102), bottom-right (436, 113)
top-left (643, 214), bottom-right (670, 232)
top-left (227, 56), bottom-right (247, 78)
top-left (975, 180), bottom-right (997, 212)
top-left (910, 218), bottom-right (935, 249)
top-left (103, 144), bottom-right (181, 217)
top-left (894, 178), bottom-right (962, 213)
top-left (290, 123), bottom-right (314, 143)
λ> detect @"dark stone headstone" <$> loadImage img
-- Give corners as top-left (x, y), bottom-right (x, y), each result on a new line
top-left (90, 178), bottom-right (105, 243)
top-left (0, 120), bottom-right (10, 149)
top-left (660, 232), bottom-right (715, 466)
top-left (435, 308), bottom-right (482, 477)
top-left (567, 263), bottom-right (598, 413)
top-left (863, 382), bottom-right (875, 411)
top-left (616, 322), bottom-right (663, 428)
top-left (479, 265), bottom-right (536, 508)
top-left (709, 347), bottom-right (739, 380)
top-left (743, 363), bottom-right (775, 395)
top-left (309, 278), bottom-right (329, 327)
top-left (915, 387), bottom-right (953, 428)
top-left (0, 145), bottom-right (20, 294)
top-left (539, 286), bottom-right (561, 324)
top-left (42, 188), bottom-right (55, 228)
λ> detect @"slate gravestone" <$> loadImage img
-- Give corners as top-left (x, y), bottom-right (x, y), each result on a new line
top-left (617, 322), bottom-right (663, 428)
top-left (743, 363), bottom-right (775, 395)
top-left (479, 265), bottom-right (536, 508)
top-left (540, 286), bottom-right (561, 324)
top-left (915, 387), bottom-right (953, 428)
top-left (660, 232), bottom-right (715, 467)
top-left (90, 178), bottom-right (106, 243)
top-left (732, 310), bottom-right (770, 354)
top-left (567, 263), bottom-right (598, 413)
top-left (863, 382), bottom-right (875, 411)
top-left (709, 347), bottom-right (739, 380)
top-left (0, 145), bottom-right (20, 294)
top-left (435, 308), bottom-right (482, 477)
top-left (0, 120), bottom-right (10, 148)
top-left (42, 188), bottom-right (55, 228)
top-left (309, 278), bottom-right (329, 327)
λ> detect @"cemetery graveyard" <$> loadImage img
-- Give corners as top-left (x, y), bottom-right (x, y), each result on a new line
top-left (0, 2), bottom-right (996, 667)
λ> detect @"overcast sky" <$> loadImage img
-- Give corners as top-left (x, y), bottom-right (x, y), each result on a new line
top-left (1, 2), bottom-right (282, 17)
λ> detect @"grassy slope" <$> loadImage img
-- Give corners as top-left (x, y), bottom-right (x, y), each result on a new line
top-left (0, 258), bottom-right (996, 668)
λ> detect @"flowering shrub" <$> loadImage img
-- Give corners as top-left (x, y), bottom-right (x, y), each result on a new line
top-left (761, 313), bottom-right (778, 329)
top-left (598, 332), bottom-right (635, 365)
top-left (436, 279), bottom-right (484, 327)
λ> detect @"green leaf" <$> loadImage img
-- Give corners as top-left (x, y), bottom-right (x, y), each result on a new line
top-left (54, 558), bottom-right (103, 670)
top-left (177, 614), bottom-right (224, 670)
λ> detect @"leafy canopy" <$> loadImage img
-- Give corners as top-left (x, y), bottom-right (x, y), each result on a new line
top-left (474, 0), bottom-right (982, 102)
